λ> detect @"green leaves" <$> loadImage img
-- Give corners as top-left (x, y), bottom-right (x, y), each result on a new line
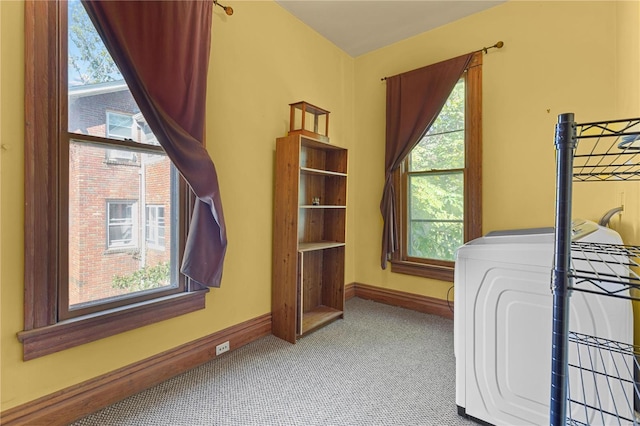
top-left (112, 262), bottom-right (170, 292)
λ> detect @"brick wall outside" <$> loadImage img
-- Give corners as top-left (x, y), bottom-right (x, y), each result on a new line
top-left (68, 87), bottom-right (172, 306)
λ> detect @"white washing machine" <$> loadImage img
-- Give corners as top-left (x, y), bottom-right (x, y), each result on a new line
top-left (454, 219), bottom-right (633, 425)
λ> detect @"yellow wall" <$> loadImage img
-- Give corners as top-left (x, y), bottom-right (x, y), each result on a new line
top-left (352, 0), bottom-right (640, 300)
top-left (0, 0), bottom-right (355, 410)
top-left (1, 0), bottom-right (638, 412)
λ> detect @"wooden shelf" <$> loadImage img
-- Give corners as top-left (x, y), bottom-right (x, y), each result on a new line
top-left (300, 305), bottom-right (343, 335)
top-left (298, 241), bottom-right (345, 252)
top-left (300, 167), bottom-right (347, 177)
top-left (299, 205), bottom-right (346, 209)
top-left (272, 132), bottom-right (347, 344)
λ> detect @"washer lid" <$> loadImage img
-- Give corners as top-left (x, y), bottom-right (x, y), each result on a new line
top-left (485, 227), bottom-right (554, 238)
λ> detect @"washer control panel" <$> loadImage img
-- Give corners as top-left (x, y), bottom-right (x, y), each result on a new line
top-left (571, 218), bottom-right (598, 241)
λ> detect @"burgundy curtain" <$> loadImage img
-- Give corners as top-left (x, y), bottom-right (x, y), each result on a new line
top-left (380, 53), bottom-right (473, 269)
top-left (82, 1), bottom-right (227, 288)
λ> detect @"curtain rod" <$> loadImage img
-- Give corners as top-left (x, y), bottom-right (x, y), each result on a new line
top-left (380, 41), bottom-right (504, 81)
top-left (214, 0), bottom-right (234, 15)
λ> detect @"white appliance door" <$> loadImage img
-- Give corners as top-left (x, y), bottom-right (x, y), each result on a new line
top-left (465, 261), bottom-right (632, 425)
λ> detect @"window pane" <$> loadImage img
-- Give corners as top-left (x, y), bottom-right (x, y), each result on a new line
top-left (69, 141), bottom-right (176, 308)
top-left (426, 79), bottom-right (465, 135)
top-left (409, 221), bottom-right (463, 261)
top-left (108, 202), bottom-right (135, 248)
top-left (67, 0), bottom-right (158, 146)
top-left (107, 112), bottom-right (134, 140)
top-left (409, 173), bottom-right (463, 220)
top-left (410, 79), bottom-right (465, 172)
top-left (410, 130), bottom-right (465, 171)
top-left (408, 173), bottom-right (463, 261)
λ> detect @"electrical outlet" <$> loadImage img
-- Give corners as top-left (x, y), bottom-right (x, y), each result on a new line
top-left (216, 341), bottom-right (230, 356)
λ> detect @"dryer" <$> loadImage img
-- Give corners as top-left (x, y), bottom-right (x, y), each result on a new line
top-left (454, 219), bottom-right (633, 425)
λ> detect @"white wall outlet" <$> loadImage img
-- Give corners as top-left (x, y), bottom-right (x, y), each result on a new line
top-left (216, 341), bottom-right (230, 356)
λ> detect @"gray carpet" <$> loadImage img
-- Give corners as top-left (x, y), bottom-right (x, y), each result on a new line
top-left (72, 297), bottom-right (475, 425)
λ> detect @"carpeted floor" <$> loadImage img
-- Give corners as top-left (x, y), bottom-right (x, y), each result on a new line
top-left (72, 297), bottom-right (475, 425)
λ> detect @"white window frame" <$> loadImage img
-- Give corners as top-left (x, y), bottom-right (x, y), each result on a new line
top-left (107, 200), bottom-right (138, 249)
top-left (106, 111), bottom-right (137, 162)
top-left (146, 205), bottom-right (166, 250)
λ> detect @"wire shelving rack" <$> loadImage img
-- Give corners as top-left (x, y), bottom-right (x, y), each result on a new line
top-left (550, 114), bottom-right (640, 425)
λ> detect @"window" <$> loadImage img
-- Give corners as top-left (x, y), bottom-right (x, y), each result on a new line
top-left (390, 53), bottom-right (482, 281)
top-left (106, 111), bottom-right (138, 162)
top-left (408, 80), bottom-right (464, 261)
top-left (106, 111), bottom-right (134, 139)
top-left (146, 205), bottom-right (166, 249)
top-left (107, 201), bottom-right (138, 249)
top-left (21, 0), bottom-right (206, 360)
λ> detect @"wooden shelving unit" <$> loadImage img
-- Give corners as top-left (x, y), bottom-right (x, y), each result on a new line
top-left (272, 134), bottom-right (347, 343)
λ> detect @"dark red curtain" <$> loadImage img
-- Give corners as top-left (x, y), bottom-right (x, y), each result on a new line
top-left (380, 53), bottom-right (473, 269)
top-left (82, 1), bottom-right (227, 288)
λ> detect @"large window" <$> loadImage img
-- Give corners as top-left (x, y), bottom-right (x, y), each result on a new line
top-left (391, 54), bottom-right (482, 281)
top-left (21, 0), bottom-right (206, 360)
top-left (407, 80), bottom-right (465, 261)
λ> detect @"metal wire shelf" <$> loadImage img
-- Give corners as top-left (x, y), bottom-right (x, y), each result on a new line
top-left (573, 118), bottom-right (640, 182)
top-left (565, 331), bottom-right (640, 425)
top-left (551, 114), bottom-right (640, 425)
top-left (568, 242), bottom-right (640, 300)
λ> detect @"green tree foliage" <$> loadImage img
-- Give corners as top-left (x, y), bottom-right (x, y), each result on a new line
top-left (407, 81), bottom-right (465, 261)
top-left (112, 262), bottom-right (170, 293)
top-left (68, 1), bottom-right (122, 85)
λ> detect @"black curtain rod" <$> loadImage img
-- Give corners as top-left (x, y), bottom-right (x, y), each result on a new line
top-left (380, 41), bottom-right (504, 81)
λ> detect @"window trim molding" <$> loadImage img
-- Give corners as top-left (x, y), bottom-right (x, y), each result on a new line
top-left (22, 0), bottom-right (202, 361)
top-left (17, 290), bottom-right (208, 361)
top-left (390, 52), bottom-right (483, 282)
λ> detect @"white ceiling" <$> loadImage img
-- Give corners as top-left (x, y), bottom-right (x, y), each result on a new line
top-left (275, 1), bottom-right (505, 57)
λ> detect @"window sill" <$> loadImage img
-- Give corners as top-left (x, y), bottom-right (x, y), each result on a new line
top-left (17, 289), bottom-right (208, 361)
top-left (104, 159), bottom-right (140, 167)
top-left (103, 247), bottom-right (139, 255)
top-left (390, 260), bottom-right (454, 282)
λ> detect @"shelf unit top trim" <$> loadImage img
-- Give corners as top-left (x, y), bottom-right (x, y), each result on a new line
top-left (298, 135), bottom-right (345, 150)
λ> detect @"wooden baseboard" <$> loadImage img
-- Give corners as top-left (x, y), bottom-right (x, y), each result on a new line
top-left (1, 313), bottom-right (272, 426)
top-left (3, 284), bottom-right (450, 425)
top-left (351, 282), bottom-right (453, 320)
top-left (344, 282), bottom-right (356, 300)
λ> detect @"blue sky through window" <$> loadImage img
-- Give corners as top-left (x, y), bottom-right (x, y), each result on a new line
top-left (68, 0), bottom-right (123, 86)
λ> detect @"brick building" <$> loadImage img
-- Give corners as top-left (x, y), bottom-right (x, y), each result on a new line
top-left (68, 81), bottom-right (172, 306)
